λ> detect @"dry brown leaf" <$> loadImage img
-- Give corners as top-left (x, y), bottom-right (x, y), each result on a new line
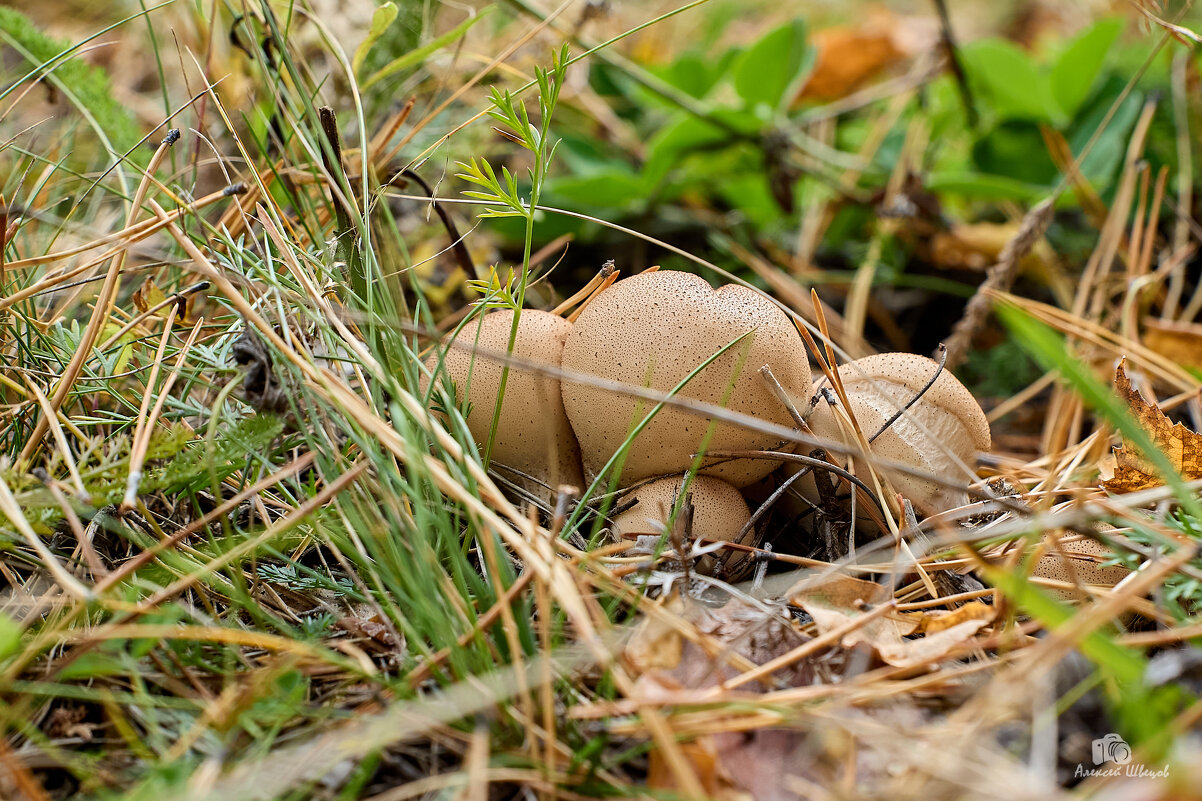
top-left (627, 597), bottom-right (812, 691)
top-left (1101, 362), bottom-right (1202, 493)
top-left (624, 602), bottom-right (684, 674)
top-left (908, 600), bottom-right (996, 635)
top-left (629, 599), bottom-right (818, 801)
top-left (648, 738), bottom-right (748, 801)
top-left (796, 26), bottom-right (901, 102)
top-left (928, 222), bottom-right (1055, 273)
top-left (1143, 318), bottom-right (1202, 371)
top-left (792, 577), bottom-right (993, 668)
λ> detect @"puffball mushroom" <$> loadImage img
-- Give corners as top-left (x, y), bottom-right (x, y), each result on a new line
top-left (425, 309), bottom-right (584, 503)
top-left (560, 270), bottom-right (812, 488)
top-left (1031, 528), bottom-right (1130, 600)
top-left (799, 352), bottom-right (991, 519)
top-left (612, 475), bottom-right (755, 578)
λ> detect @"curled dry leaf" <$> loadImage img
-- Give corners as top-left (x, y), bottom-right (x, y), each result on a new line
top-left (132, 277), bottom-right (200, 323)
top-left (625, 596), bottom-right (812, 690)
top-left (231, 323), bottom-right (290, 414)
top-left (334, 605), bottom-right (400, 650)
top-left (1100, 363), bottom-right (1202, 493)
top-left (791, 575), bottom-right (994, 668)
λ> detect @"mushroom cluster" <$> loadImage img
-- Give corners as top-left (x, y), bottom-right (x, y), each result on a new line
top-left (426, 268), bottom-right (996, 581)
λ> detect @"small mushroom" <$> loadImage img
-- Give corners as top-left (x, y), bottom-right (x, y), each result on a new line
top-left (560, 270), bottom-right (812, 488)
top-left (799, 352), bottom-right (991, 520)
top-left (612, 475), bottom-right (755, 578)
top-left (1031, 527), bottom-right (1131, 600)
top-left (425, 309), bottom-right (584, 503)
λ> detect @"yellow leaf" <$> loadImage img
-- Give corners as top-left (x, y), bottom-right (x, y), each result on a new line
top-left (131, 277), bottom-right (167, 314)
top-left (1143, 318), bottom-right (1202, 372)
top-left (1101, 362), bottom-right (1202, 493)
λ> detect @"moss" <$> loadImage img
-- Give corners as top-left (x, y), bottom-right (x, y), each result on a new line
top-left (0, 8), bottom-right (147, 168)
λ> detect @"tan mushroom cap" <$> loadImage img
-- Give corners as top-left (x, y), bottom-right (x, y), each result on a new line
top-left (1031, 528), bottom-right (1131, 600)
top-left (425, 309), bottom-right (584, 503)
top-left (560, 270), bottom-right (812, 488)
top-left (836, 353), bottom-right (991, 451)
top-left (801, 352), bottom-right (991, 518)
top-left (612, 475), bottom-right (755, 578)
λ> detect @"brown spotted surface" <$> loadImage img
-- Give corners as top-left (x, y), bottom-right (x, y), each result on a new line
top-left (560, 270), bottom-right (812, 487)
top-left (428, 309), bottom-right (584, 502)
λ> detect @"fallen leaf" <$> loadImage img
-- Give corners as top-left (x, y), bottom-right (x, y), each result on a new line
top-left (335, 613), bottom-right (398, 649)
top-left (1143, 318), bottom-right (1202, 372)
top-left (132, 277), bottom-right (198, 322)
top-left (791, 575), bottom-right (915, 661)
top-left (908, 600), bottom-right (996, 635)
top-left (132, 277), bottom-right (167, 313)
top-left (627, 596), bottom-right (813, 690)
top-left (628, 598), bottom-right (817, 801)
top-left (876, 615), bottom-right (993, 668)
top-left (796, 26), bottom-right (901, 102)
top-left (648, 738), bottom-right (746, 801)
top-left (624, 602), bottom-right (685, 674)
top-left (1101, 363), bottom-right (1202, 493)
top-left (792, 576), bottom-right (993, 668)
top-left (929, 222), bottom-right (1055, 272)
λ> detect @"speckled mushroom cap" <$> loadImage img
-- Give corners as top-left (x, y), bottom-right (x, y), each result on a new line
top-left (560, 270), bottom-right (812, 488)
top-left (1031, 528), bottom-right (1130, 600)
top-left (612, 475), bottom-right (755, 578)
top-left (801, 352), bottom-right (991, 518)
top-left (425, 309), bottom-right (584, 503)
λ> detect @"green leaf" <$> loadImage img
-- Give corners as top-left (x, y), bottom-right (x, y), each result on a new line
top-left (962, 39), bottom-right (1055, 122)
top-left (59, 651), bottom-right (129, 680)
top-left (0, 612), bottom-right (21, 662)
top-left (0, 8), bottom-right (145, 165)
top-left (732, 18), bottom-right (811, 115)
top-left (1050, 18), bottom-right (1124, 119)
top-left (1066, 81), bottom-right (1142, 187)
top-left (353, 2), bottom-right (399, 75)
top-left (363, 6), bottom-right (493, 90)
top-left (545, 171), bottom-right (646, 212)
top-left (653, 51), bottom-right (739, 100)
top-left (971, 119), bottom-right (1059, 185)
top-left (925, 170), bottom-right (1047, 202)
top-left (643, 114), bottom-right (732, 187)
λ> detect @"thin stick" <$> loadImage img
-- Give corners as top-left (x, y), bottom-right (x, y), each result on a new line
top-left (704, 449), bottom-right (887, 519)
top-left (932, 0), bottom-right (977, 127)
top-left (759, 365), bottom-right (806, 428)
